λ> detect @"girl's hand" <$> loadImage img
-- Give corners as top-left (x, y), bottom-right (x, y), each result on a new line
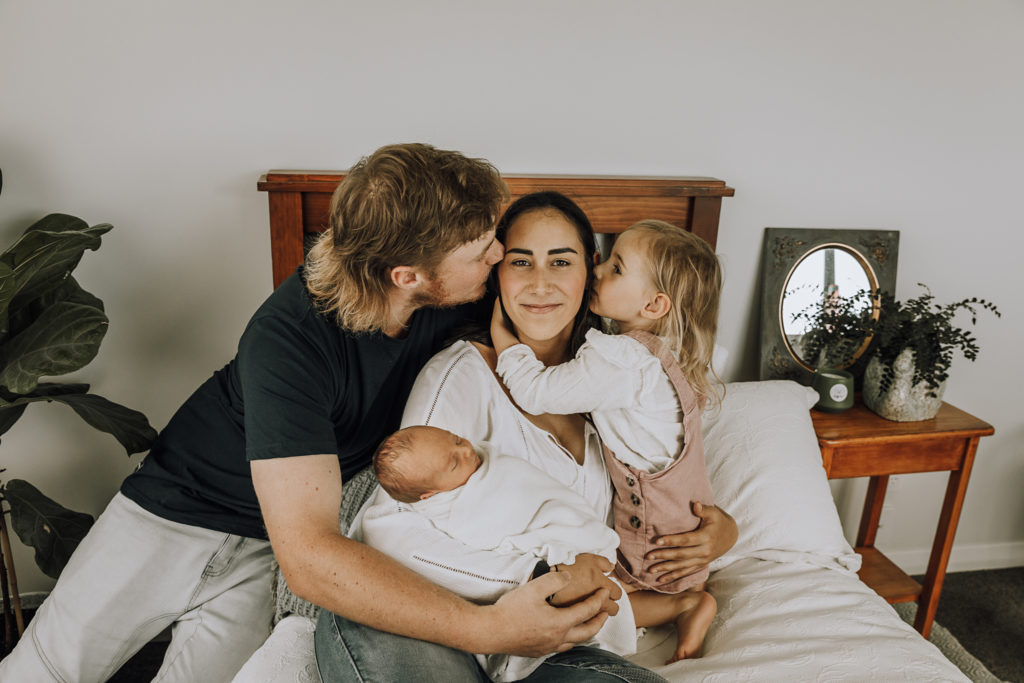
top-left (546, 553), bottom-right (621, 616)
top-left (490, 297), bottom-right (520, 355)
top-left (644, 502), bottom-right (738, 584)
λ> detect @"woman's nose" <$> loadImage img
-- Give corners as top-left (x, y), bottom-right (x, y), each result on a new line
top-left (527, 270), bottom-right (553, 292)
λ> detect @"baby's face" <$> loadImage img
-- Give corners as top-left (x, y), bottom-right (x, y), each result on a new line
top-left (405, 426), bottom-right (482, 498)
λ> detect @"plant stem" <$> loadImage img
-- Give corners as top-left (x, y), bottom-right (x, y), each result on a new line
top-left (0, 504), bottom-right (25, 639)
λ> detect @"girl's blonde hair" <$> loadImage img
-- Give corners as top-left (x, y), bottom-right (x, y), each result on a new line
top-left (627, 220), bottom-right (723, 407)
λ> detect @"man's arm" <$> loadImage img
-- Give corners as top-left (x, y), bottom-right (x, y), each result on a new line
top-left (251, 453), bottom-right (610, 656)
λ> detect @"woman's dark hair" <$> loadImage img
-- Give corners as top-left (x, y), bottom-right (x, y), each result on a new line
top-left (490, 191), bottom-right (602, 356)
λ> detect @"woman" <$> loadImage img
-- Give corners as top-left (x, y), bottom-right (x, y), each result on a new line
top-left (315, 192), bottom-right (737, 681)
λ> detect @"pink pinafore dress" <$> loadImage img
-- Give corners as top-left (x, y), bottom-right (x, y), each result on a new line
top-left (603, 330), bottom-right (714, 594)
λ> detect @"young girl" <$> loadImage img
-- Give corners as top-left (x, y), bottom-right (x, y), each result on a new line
top-left (490, 219), bottom-right (723, 662)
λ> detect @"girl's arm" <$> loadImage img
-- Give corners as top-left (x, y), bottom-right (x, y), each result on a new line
top-left (496, 334), bottom-right (652, 415)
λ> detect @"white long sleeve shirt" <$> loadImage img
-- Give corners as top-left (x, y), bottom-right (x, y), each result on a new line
top-left (497, 329), bottom-right (682, 472)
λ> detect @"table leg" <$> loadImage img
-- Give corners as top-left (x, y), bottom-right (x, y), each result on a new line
top-left (914, 437), bottom-right (980, 638)
top-left (857, 475), bottom-right (889, 548)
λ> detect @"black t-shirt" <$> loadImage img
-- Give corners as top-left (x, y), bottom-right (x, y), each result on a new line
top-left (121, 268), bottom-right (476, 539)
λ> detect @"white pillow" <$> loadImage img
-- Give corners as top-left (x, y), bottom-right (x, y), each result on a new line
top-left (703, 380), bottom-right (861, 573)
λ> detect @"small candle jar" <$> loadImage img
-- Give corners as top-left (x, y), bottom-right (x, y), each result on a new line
top-left (812, 368), bottom-right (855, 412)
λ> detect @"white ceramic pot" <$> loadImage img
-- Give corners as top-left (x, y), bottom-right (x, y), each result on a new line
top-left (863, 348), bottom-right (946, 421)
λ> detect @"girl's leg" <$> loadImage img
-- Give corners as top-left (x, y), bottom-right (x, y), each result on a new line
top-left (629, 589), bottom-right (717, 663)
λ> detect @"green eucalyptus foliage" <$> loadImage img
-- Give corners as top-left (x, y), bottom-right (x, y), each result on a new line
top-left (0, 213), bottom-right (157, 578)
top-left (791, 287), bottom-right (877, 369)
top-left (870, 284), bottom-right (1001, 396)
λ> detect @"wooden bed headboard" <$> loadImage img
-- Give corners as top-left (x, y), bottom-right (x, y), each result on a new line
top-left (258, 172), bottom-right (734, 288)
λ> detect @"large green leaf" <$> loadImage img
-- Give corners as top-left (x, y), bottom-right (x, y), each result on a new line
top-left (51, 392), bottom-right (157, 454)
top-left (4, 276), bottom-right (104, 343)
top-left (0, 301), bottom-right (108, 394)
top-left (2, 479), bottom-right (94, 579)
top-left (0, 382), bottom-right (89, 439)
top-left (0, 383), bottom-right (155, 454)
top-left (0, 214), bottom-right (111, 338)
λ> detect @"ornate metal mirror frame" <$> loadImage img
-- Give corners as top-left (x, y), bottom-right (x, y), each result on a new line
top-left (759, 228), bottom-right (899, 383)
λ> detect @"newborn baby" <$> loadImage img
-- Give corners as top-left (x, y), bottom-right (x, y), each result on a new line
top-left (365, 425), bottom-right (635, 681)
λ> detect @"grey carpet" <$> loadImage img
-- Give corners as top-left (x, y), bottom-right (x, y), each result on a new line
top-left (894, 602), bottom-right (1005, 682)
top-left (915, 566), bottom-right (1024, 683)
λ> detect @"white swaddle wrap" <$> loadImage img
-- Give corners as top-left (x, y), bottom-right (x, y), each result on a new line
top-left (362, 442), bottom-right (637, 681)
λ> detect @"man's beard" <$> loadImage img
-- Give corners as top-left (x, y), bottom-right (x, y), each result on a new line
top-left (412, 274), bottom-right (484, 309)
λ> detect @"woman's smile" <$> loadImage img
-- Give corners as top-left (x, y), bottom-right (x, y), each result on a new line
top-left (520, 302), bottom-right (563, 314)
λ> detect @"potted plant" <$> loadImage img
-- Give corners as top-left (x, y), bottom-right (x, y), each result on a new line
top-left (861, 284), bottom-right (1000, 421)
top-left (0, 211), bottom-right (157, 647)
top-left (789, 286), bottom-right (877, 372)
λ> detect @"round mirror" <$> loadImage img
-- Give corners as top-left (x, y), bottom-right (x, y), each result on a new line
top-left (780, 245), bottom-right (877, 370)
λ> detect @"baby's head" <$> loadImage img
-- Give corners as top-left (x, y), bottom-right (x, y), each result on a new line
top-left (372, 426), bottom-right (482, 503)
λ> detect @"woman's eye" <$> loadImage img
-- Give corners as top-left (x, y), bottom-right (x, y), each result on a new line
top-left (509, 258), bottom-right (530, 267)
top-left (552, 258), bottom-right (571, 267)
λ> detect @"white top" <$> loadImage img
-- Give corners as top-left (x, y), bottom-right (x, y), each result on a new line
top-left (351, 341), bottom-right (635, 681)
top-left (352, 340), bottom-right (614, 603)
top-left (497, 329), bottom-right (682, 472)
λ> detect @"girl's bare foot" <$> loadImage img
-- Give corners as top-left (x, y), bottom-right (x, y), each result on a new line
top-left (666, 591), bottom-right (716, 664)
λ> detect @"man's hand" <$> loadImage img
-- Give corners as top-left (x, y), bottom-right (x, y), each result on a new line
top-left (490, 298), bottom-right (520, 356)
top-left (484, 571), bottom-right (610, 657)
top-left (548, 553), bottom-right (620, 615)
top-left (645, 502), bottom-right (738, 584)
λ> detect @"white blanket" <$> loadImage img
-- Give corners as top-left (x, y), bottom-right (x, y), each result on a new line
top-left (362, 446), bottom-right (635, 681)
top-left (232, 380), bottom-right (971, 683)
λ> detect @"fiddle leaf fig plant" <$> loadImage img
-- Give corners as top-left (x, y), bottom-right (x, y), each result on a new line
top-left (0, 213), bottom-right (157, 578)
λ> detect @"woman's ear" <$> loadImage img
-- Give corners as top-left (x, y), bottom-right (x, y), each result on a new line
top-left (390, 266), bottom-right (423, 290)
top-left (641, 292), bottom-right (672, 320)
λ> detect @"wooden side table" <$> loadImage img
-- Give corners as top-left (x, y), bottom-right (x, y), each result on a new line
top-left (811, 399), bottom-right (994, 638)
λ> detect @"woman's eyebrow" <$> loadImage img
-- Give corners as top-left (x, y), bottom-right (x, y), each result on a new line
top-left (505, 247), bottom-right (579, 255)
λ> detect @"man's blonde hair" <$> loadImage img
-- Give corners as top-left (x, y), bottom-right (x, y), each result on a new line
top-left (305, 143), bottom-right (507, 332)
top-left (628, 220), bottom-right (724, 407)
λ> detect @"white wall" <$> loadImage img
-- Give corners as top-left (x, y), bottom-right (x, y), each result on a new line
top-left (2, 0), bottom-right (1021, 594)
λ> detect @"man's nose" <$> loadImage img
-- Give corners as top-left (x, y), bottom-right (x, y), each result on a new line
top-left (486, 241), bottom-right (504, 265)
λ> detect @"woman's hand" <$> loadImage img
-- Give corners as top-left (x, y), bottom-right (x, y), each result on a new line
top-left (645, 502), bottom-right (738, 584)
top-left (490, 298), bottom-right (520, 355)
top-left (547, 553), bottom-right (621, 616)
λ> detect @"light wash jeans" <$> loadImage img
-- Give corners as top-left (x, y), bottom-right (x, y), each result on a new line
top-left (315, 610), bottom-right (668, 683)
top-left (0, 492), bottom-right (275, 683)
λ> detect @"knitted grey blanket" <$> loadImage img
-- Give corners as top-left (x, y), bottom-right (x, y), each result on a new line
top-left (272, 466), bottom-right (379, 622)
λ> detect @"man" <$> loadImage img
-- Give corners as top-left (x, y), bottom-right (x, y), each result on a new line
top-left (0, 143), bottom-right (615, 682)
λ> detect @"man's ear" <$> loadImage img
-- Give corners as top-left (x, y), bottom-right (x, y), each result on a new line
top-left (391, 266), bottom-right (424, 290)
top-left (593, 251), bottom-right (601, 266)
top-left (641, 292), bottom-right (672, 320)
top-left (419, 490), bottom-right (438, 500)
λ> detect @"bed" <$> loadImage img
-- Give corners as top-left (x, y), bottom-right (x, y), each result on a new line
top-left (240, 171), bottom-right (967, 682)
